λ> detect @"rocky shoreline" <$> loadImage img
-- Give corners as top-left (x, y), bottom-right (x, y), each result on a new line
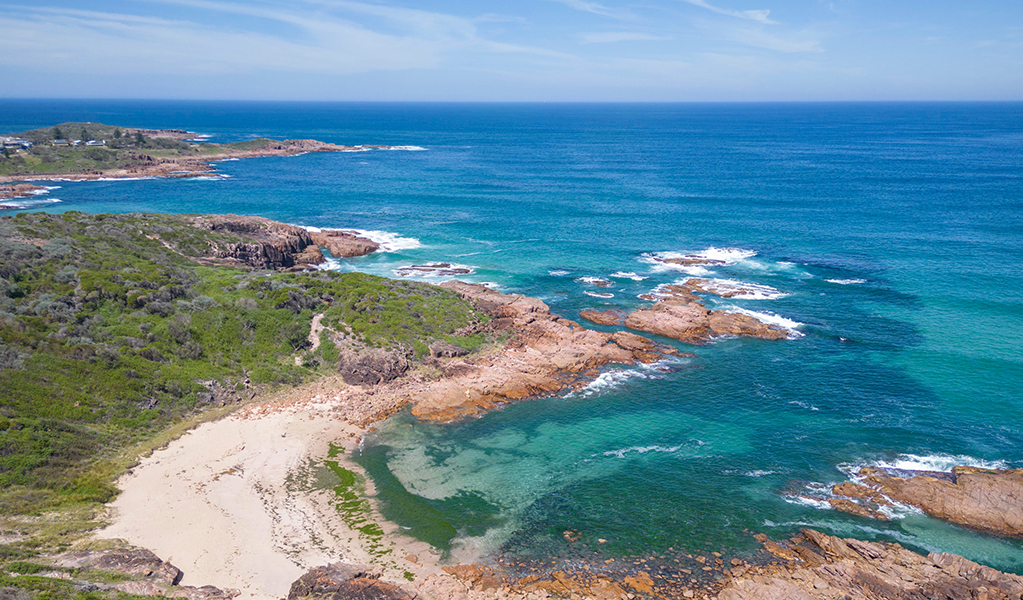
top-left (49, 215), bottom-right (1022, 600)
top-left (0, 136), bottom-right (414, 184)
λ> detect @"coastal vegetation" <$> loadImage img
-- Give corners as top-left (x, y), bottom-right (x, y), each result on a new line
top-left (0, 210), bottom-right (487, 523)
top-left (0, 122), bottom-right (326, 179)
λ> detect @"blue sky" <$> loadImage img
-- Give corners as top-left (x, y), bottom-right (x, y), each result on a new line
top-left (1, 0), bottom-right (1021, 101)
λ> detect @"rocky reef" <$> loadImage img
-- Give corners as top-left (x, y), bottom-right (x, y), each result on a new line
top-left (824, 466), bottom-right (1023, 539)
top-left (582, 280), bottom-right (789, 344)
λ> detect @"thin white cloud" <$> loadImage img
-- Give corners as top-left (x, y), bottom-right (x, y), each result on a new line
top-left (579, 31), bottom-right (669, 44)
top-left (547, 0), bottom-right (637, 21)
top-left (679, 0), bottom-right (777, 25)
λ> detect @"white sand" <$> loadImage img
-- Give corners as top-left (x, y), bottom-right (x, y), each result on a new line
top-left (98, 389), bottom-right (439, 599)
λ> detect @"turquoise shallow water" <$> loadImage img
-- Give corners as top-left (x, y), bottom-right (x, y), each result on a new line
top-left (3, 101), bottom-right (1023, 570)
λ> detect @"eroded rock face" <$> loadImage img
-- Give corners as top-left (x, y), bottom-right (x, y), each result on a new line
top-left (718, 529), bottom-right (1023, 600)
top-left (857, 466), bottom-right (1023, 538)
top-left (188, 214), bottom-right (325, 270)
top-left (338, 348), bottom-right (411, 385)
top-left (310, 230), bottom-right (379, 258)
top-left (287, 563), bottom-right (413, 600)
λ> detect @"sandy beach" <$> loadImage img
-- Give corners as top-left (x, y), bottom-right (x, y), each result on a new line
top-left (97, 379), bottom-right (455, 600)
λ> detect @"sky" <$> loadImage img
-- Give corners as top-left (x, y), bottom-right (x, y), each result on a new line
top-left (1, 0), bottom-right (1021, 101)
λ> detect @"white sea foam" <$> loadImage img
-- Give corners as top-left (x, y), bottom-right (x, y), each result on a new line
top-left (610, 271), bottom-right (647, 281)
top-left (304, 227), bottom-right (422, 252)
top-left (584, 291), bottom-right (614, 299)
top-left (826, 278), bottom-right (868, 285)
top-left (643, 247), bottom-right (756, 268)
top-left (684, 278), bottom-right (787, 300)
top-left (567, 368), bottom-right (650, 399)
top-left (94, 176), bottom-right (160, 182)
top-left (782, 494), bottom-right (833, 510)
top-left (385, 145), bottom-right (427, 151)
top-left (0, 198), bottom-right (63, 210)
top-left (549, 270), bottom-right (571, 276)
top-left (576, 276), bottom-right (612, 286)
top-left (725, 306), bottom-right (805, 338)
top-left (29, 186), bottom-right (61, 195)
top-left (603, 443), bottom-right (690, 459)
top-left (393, 262), bottom-right (476, 279)
top-left (744, 470), bottom-right (778, 477)
top-left (340, 147), bottom-right (371, 153)
top-left (841, 453), bottom-right (1009, 475)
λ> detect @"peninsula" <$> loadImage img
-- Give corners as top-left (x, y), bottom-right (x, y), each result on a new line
top-left (0, 122), bottom-right (409, 192)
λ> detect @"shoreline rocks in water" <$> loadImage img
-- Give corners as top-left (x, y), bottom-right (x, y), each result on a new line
top-left (624, 298), bottom-right (787, 343)
top-left (395, 281), bottom-right (678, 422)
top-left (310, 229), bottom-right (380, 258)
top-left (718, 528), bottom-right (1023, 600)
top-left (0, 182), bottom-right (48, 200)
top-left (824, 466), bottom-right (1023, 539)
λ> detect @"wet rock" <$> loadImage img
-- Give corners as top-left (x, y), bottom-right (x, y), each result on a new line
top-left (719, 528), bottom-right (1023, 600)
top-left (859, 466), bottom-right (1023, 538)
top-left (310, 230), bottom-right (379, 258)
top-left (827, 497), bottom-right (891, 521)
top-left (707, 311), bottom-right (788, 341)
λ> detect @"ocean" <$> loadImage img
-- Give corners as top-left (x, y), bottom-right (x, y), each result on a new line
top-left (3, 100), bottom-right (1022, 571)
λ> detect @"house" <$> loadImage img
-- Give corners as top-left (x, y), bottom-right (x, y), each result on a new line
top-left (85, 140), bottom-right (106, 147)
top-left (52, 139), bottom-right (70, 147)
top-left (2, 137), bottom-right (33, 150)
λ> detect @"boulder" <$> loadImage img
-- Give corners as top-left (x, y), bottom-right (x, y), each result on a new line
top-left (188, 214), bottom-right (325, 270)
top-left (287, 563), bottom-right (413, 600)
top-left (55, 548), bottom-right (182, 585)
top-left (310, 230), bottom-right (380, 258)
top-left (338, 348), bottom-right (410, 385)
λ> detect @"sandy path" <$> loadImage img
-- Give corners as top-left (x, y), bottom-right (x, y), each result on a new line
top-left (98, 388), bottom-right (439, 600)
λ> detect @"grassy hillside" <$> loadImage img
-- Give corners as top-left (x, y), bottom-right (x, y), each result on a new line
top-left (0, 211), bottom-right (487, 516)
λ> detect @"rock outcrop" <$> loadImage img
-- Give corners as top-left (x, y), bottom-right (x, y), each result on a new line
top-left (310, 230), bottom-right (380, 258)
top-left (401, 281), bottom-right (677, 422)
top-left (287, 563), bottom-right (413, 600)
top-left (624, 290), bottom-right (787, 343)
top-left (187, 214), bottom-right (325, 270)
top-left (718, 529), bottom-right (1023, 600)
top-left (338, 348), bottom-right (411, 385)
top-left (56, 548), bottom-right (182, 585)
top-left (579, 309), bottom-right (626, 326)
top-left (54, 549), bottom-right (239, 599)
top-left (851, 466), bottom-right (1023, 538)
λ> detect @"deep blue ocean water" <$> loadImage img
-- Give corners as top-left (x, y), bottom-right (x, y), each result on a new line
top-left (3, 100), bottom-right (1023, 570)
